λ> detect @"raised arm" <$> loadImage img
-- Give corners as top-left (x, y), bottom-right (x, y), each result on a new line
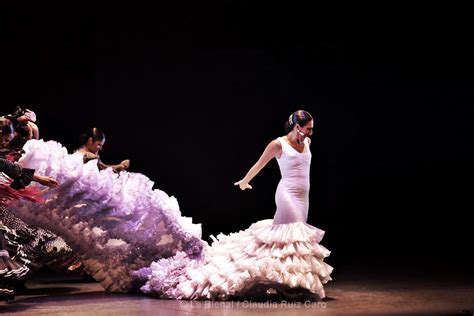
top-left (97, 158), bottom-right (130, 173)
top-left (234, 139), bottom-right (282, 190)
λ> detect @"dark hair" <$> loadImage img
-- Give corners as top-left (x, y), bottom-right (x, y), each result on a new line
top-left (284, 110), bottom-right (313, 134)
top-left (79, 127), bottom-right (105, 146)
top-left (5, 106), bottom-right (26, 121)
top-left (0, 117), bottom-right (14, 135)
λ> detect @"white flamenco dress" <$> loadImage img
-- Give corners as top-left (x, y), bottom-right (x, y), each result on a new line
top-left (136, 137), bottom-right (333, 300)
top-left (8, 139), bottom-right (203, 293)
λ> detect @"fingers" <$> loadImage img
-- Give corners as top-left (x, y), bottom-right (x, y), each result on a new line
top-left (234, 180), bottom-right (252, 190)
top-left (121, 160), bottom-right (130, 168)
top-left (43, 177), bottom-right (58, 187)
top-left (46, 181), bottom-right (57, 187)
top-left (239, 184), bottom-right (252, 190)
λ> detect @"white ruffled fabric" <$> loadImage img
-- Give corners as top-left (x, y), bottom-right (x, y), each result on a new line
top-left (138, 219), bottom-right (333, 300)
top-left (9, 139), bottom-right (203, 292)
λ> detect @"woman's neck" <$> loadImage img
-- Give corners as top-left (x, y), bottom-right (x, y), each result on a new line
top-left (77, 146), bottom-right (90, 153)
top-left (286, 133), bottom-right (302, 146)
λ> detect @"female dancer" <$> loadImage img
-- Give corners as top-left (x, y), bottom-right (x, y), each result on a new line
top-left (3, 106), bottom-right (39, 150)
top-left (76, 127), bottom-right (129, 173)
top-left (9, 130), bottom-right (203, 293)
top-left (1, 119), bottom-right (60, 301)
top-left (137, 110), bottom-right (333, 301)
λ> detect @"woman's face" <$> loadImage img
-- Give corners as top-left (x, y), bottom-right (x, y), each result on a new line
top-left (297, 120), bottom-right (314, 140)
top-left (0, 132), bottom-right (14, 148)
top-left (86, 138), bottom-right (105, 154)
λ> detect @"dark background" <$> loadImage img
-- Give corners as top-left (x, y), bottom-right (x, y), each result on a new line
top-left (2, 3), bottom-right (473, 271)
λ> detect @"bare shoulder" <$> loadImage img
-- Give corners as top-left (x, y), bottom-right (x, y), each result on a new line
top-left (261, 138), bottom-right (282, 154)
top-left (263, 138), bottom-right (282, 159)
top-left (268, 138), bottom-right (282, 150)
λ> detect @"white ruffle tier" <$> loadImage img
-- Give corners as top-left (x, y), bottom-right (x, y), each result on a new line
top-left (140, 219), bottom-right (333, 300)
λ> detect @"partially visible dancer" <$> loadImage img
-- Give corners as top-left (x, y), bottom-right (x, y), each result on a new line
top-left (1, 128), bottom-right (59, 300)
top-left (76, 127), bottom-right (130, 172)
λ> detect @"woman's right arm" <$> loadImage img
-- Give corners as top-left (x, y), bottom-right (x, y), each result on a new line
top-left (32, 174), bottom-right (58, 187)
top-left (0, 158), bottom-right (58, 188)
top-left (234, 139), bottom-right (282, 190)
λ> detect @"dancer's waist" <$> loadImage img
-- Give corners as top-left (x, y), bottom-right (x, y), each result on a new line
top-left (279, 177), bottom-right (310, 189)
top-left (280, 174), bottom-right (310, 181)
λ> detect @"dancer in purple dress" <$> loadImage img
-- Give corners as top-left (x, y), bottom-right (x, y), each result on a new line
top-left (76, 127), bottom-right (130, 173)
top-left (9, 132), bottom-right (203, 293)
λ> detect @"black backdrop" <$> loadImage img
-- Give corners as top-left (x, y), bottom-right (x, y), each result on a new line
top-left (2, 3), bottom-right (473, 268)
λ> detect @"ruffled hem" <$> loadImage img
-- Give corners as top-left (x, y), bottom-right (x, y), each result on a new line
top-left (0, 250), bottom-right (29, 278)
top-left (9, 139), bottom-right (204, 293)
top-left (138, 219), bottom-right (333, 300)
top-left (0, 287), bottom-right (15, 301)
top-left (0, 184), bottom-right (44, 203)
top-left (249, 220), bottom-right (326, 244)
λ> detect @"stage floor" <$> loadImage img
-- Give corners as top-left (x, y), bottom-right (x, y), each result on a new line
top-left (1, 257), bottom-right (473, 315)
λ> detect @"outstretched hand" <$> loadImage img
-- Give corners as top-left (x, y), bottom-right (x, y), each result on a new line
top-left (33, 175), bottom-right (59, 187)
top-left (120, 159), bottom-right (130, 169)
top-left (234, 180), bottom-right (252, 190)
top-left (114, 159), bottom-right (130, 172)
